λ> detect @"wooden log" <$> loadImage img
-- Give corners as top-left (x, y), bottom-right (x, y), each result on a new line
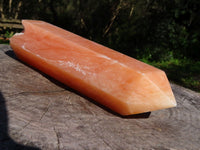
top-left (0, 19), bottom-right (22, 24)
top-left (0, 23), bottom-right (23, 29)
top-left (0, 44), bottom-right (200, 150)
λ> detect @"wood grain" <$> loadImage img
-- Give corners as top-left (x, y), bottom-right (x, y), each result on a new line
top-left (0, 44), bottom-right (200, 150)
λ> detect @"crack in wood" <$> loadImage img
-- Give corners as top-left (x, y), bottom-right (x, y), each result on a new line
top-left (53, 126), bottom-right (60, 150)
top-left (12, 120), bottom-right (32, 137)
top-left (39, 100), bottom-right (52, 121)
top-left (20, 120), bottom-right (32, 132)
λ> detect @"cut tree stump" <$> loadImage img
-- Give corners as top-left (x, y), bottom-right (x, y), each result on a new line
top-left (0, 44), bottom-right (200, 150)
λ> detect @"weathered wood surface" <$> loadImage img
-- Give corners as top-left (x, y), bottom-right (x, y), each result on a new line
top-left (0, 44), bottom-right (200, 150)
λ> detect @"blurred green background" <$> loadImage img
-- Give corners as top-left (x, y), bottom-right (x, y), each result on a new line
top-left (0, 0), bottom-right (200, 91)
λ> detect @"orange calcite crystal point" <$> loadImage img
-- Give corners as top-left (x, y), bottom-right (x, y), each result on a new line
top-left (10, 20), bottom-right (176, 115)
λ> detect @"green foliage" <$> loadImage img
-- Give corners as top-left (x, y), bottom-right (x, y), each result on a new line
top-left (0, 30), bottom-right (14, 44)
top-left (4, 31), bottom-right (14, 38)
